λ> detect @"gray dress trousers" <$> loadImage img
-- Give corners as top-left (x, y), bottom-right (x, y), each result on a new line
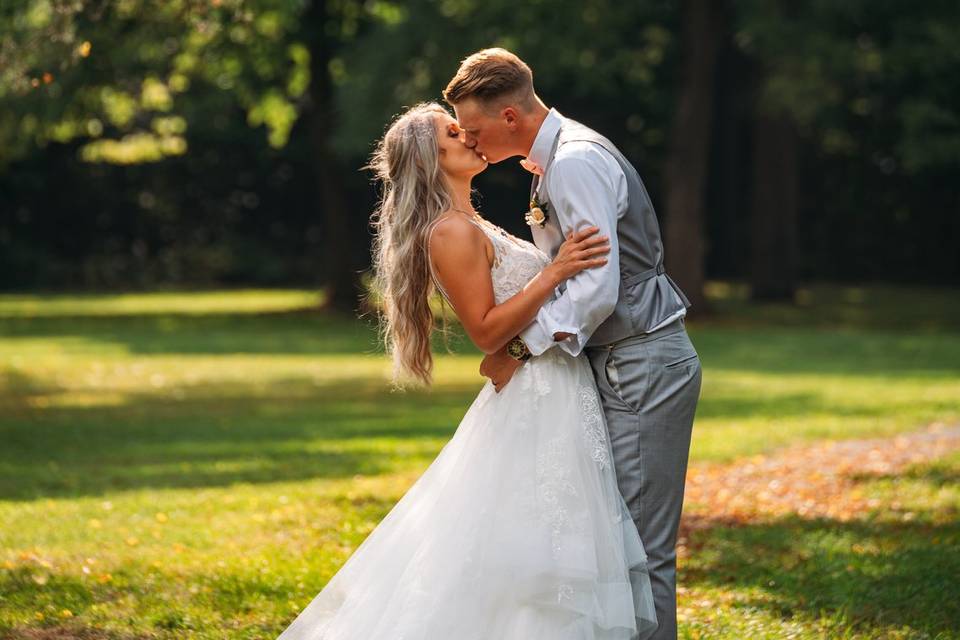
top-left (585, 318), bottom-right (702, 640)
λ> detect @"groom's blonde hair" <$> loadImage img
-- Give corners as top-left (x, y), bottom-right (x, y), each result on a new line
top-left (443, 48), bottom-right (536, 111)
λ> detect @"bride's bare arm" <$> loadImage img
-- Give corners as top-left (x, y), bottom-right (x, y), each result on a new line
top-left (429, 217), bottom-right (608, 355)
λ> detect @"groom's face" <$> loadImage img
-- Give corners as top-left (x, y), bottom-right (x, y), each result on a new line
top-left (453, 98), bottom-right (517, 165)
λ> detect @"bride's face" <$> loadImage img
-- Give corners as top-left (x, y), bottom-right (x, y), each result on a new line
top-left (435, 112), bottom-right (487, 180)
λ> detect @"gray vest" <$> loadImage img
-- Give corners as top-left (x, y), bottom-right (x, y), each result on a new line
top-left (532, 118), bottom-right (691, 346)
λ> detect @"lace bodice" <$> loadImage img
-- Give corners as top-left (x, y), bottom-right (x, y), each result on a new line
top-left (429, 215), bottom-right (551, 305)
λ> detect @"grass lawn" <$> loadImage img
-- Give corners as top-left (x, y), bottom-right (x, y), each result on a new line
top-left (679, 450), bottom-right (960, 639)
top-left (1, 284), bottom-right (958, 638)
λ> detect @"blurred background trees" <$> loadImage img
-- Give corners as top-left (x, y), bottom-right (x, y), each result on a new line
top-left (1, 0), bottom-right (958, 311)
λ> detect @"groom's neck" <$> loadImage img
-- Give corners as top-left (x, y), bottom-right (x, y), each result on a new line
top-left (518, 101), bottom-right (550, 158)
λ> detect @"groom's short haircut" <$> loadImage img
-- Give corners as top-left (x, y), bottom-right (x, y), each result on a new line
top-left (444, 48), bottom-right (536, 112)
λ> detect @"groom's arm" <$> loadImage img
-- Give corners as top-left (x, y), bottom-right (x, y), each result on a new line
top-left (520, 145), bottom-right (627, 357)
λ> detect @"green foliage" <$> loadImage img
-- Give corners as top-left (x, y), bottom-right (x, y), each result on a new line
top-left (734, 0), bottom-right (960, 173)
top-left (0, 0), bottom-right (314, 167)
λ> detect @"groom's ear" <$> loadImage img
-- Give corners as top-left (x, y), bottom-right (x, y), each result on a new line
top-left (502, 106), bottom-right (520, 131)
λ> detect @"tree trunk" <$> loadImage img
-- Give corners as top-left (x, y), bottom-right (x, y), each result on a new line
top-left (749, 111), bottom-right (798, 301)
top-left (663, 0), bottom-right (724, 316)
top-left (306, 0), bottom-right (359, 312)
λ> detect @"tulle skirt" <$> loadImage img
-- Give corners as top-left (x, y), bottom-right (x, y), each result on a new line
top-left (277, 348), bottom-right (657, 639)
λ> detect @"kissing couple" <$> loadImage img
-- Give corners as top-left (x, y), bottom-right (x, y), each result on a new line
top-left (278, 47), bottom-right (702, 640)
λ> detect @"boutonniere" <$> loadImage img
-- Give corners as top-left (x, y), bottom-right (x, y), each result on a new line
top-left (525, 195), bottom-right (550, 229)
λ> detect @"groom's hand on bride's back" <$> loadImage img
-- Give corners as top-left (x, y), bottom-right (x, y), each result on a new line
top-left (479, 347), bottom-right (524, 393)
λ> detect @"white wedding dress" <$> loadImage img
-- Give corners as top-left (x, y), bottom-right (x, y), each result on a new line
top-left (277, 216), bottom-right (657, 640)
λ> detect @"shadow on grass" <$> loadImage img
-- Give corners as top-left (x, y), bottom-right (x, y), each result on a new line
top-left (683, 514), bottom-right (960, 636)
top-left (693, 327), bottom-right (960, 377)
top-left (0, 372), bottom-right (482, 502)
top-left (704, 282), bottom-right (960, 334)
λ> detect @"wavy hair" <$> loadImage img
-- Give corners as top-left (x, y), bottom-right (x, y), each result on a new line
top-left (367, 102), bottom-right (454, 386)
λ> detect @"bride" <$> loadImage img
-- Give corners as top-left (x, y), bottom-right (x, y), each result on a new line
top-left (277, 102), bottom-right (657, 639)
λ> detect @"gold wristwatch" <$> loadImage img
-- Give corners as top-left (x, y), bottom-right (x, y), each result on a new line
top-left (506, 336), bottom-right (532, 361)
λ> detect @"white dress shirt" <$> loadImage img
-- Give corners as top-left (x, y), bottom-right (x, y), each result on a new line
top-left (519, 109), bottom-right (686, 357)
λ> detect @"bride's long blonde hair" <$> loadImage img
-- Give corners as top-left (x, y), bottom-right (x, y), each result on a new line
top-left (367, 102), bottom-right (454, 386)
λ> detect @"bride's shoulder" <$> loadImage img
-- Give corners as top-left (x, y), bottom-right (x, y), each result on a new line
top-left (429, 214), bottom-right (490, 255)
top-left (429, 213), bottom-right (484, 246)
top-left (429, 214), bottom-right (495, 269)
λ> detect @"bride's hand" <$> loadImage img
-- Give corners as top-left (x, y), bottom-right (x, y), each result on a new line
top-left (544, 226), bottom-right (610, 286)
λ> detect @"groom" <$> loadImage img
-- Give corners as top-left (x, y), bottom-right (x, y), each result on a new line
top-left (444, 48), bottom-right (702, 639)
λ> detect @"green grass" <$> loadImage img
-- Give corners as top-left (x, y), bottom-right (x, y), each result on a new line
top-left (1, 284), bottom-right (958, 638)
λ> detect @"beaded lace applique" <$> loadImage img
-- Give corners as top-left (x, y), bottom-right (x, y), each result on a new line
top-left (578, 385), bottom-right (609, 469)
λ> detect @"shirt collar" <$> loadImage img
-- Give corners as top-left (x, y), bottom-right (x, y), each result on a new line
top-left (523, 107), bottom-right (563, 174)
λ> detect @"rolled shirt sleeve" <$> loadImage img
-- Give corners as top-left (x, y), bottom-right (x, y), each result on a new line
top-left (520, 144), bottom-right (627, 357)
